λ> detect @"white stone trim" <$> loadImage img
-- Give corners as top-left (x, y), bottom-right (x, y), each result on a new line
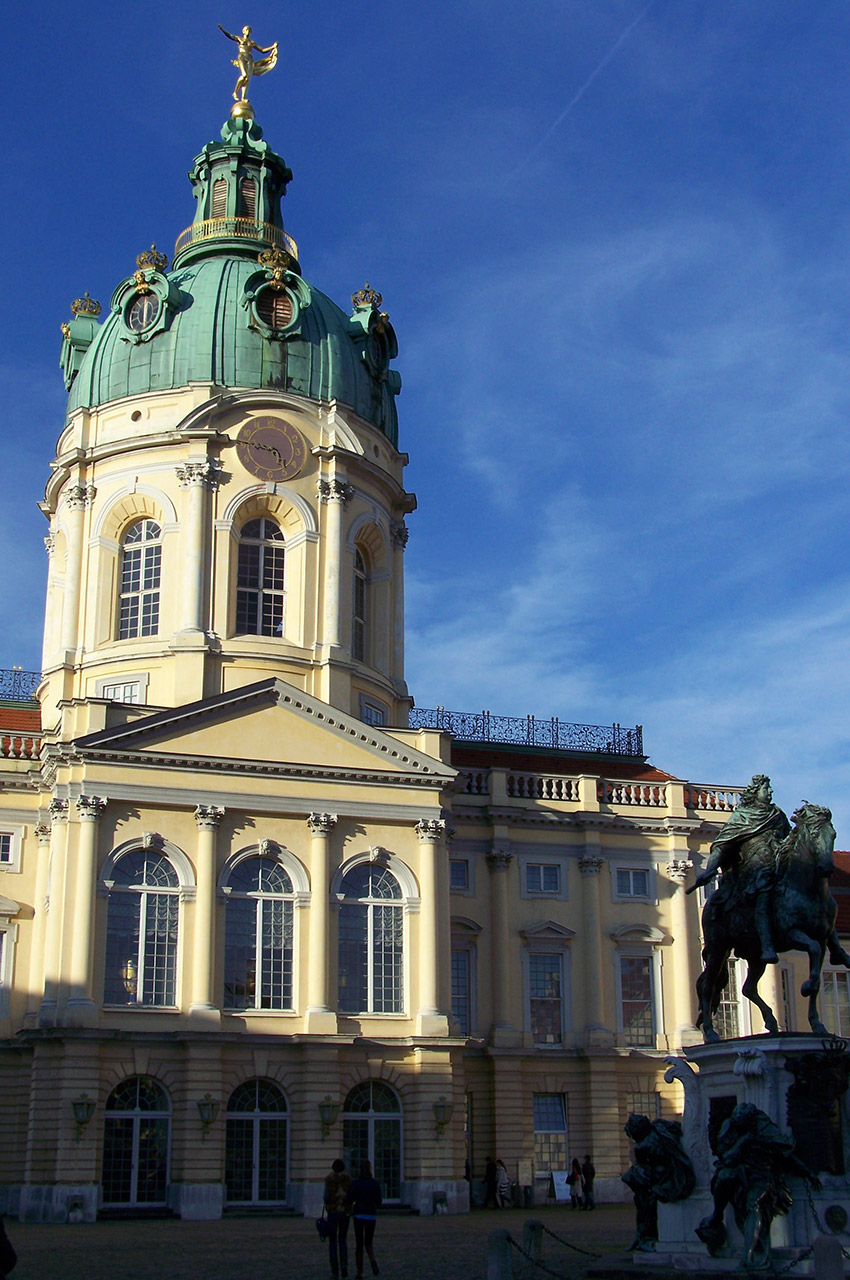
top-left (0, 825), bottom-right (25, 875)
top-left (92, 482), bottom-right (179, 537)
top-left (220, 482), bottom-right (318, 534)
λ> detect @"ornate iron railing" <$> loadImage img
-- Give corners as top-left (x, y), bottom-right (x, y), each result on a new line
top-left (174, 218), bottom-right (298, 259)
top-left (408, 707), bottom-right (643, 756)
top-left (0, 668), bottom-right (40, 701)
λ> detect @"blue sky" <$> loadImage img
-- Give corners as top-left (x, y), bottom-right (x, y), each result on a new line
top-left (3, 2), bottom-right (850, 837)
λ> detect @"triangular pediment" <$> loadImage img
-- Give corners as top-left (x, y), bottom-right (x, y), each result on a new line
top-left (73, 678), bottom-right (454, 785)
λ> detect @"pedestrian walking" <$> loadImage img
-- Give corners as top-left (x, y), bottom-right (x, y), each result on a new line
top-left (568, 1157), bottom-right (584, 1209)
top-left (324, 1157), bottom-right (352, 1279)
top-left (582, 1154), bottom-right (596, 1210)
top-left (495, 1159), bottom-right (511, 1209)
top-left (483, 1156), bottom-right (499, 1208)
top-left (346, 1159), bottom-right (382, 1279)
top-left (0, 1217), bottom-right (16, 1277)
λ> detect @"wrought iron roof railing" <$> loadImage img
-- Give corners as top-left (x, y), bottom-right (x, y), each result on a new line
top-left (408, 707), bottom-right (643, 757)
top-left (0, 668), bottom-right (40, 701)
top-left (174, 218), bottom-right (298, 260)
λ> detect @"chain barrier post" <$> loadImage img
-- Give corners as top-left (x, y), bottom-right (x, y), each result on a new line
top-left (813, 1234), bottom-right (843, 1280)
top-left (522, 1219), bottom-right (544, 1263)
top-left (487, 1228), bottom-right (513, 1280)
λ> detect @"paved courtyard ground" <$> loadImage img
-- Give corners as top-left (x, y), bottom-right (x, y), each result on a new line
top-left (2, 1203), bottom-right (636, 1280)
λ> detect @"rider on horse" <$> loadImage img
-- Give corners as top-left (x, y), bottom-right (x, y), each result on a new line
top-left (689, 775), bottom-right (790, 964)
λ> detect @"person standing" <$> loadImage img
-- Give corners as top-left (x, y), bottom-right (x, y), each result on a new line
top-left (569, 1158), bottom-right (584, 1208)
top-left (582, 1154), bottom-right (596, 1210)
top-left (346, 1159), bottom-right (382, 1279)
top-left (495, 1158), bottom-right (511, 1208)
top-left (483, 1156), bottom-right (499, 1209)
top-left (0, 1216), bottom-right (16, 1278)
top-left (324, 1158), bottom-right (352, 1280)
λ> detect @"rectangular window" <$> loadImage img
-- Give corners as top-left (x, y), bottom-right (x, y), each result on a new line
top-left (451, 949), bottom-right (471, 1035)
top-left (0, 828), bottom-right (22, 873)
top-left (526, 863), bottom-right (560, 894)
top-left (616, 868), bottom-right (650, 898)
top-left (100, 681), bottom-right (141, 704)
top-left (823, 971), bottom-right (850, 1036)
top-left (529, 953), bottom-right (563, 1045)
top-left (714, 962), bottom-right (741, 1039)
top-left (0, 834), bottom-right (11, 865)
top-left (624, 1090), bottom-right (661, 1122)
top-left (361, 699), bottom-right (387, 727)
top-left (533, 1093), bottom-right (567, 1174)
top-left (450, 859), bottom-right (470, 891)
top-left (619, 955), bottom-right (654, 1046)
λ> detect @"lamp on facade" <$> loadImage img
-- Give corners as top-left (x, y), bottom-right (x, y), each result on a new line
top-left (197, 1093), bottom-right (220, 1140)
top-left (71, 1093), bottom-right (96, 1142)
top-left (433, 1096), bottom-right (453, 1141)
top-left (318, 1095), bottom-right (340, 1140)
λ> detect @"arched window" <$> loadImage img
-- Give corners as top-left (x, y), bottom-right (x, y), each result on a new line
top-left (102, 1075), bottom-right (170, 1206)
top-left (236, 517), bottom-right (285, 636)
top-left (338, 864), bottom-right (403, 1014)
top-left (224, 855), bottom-right (294, 1010)
top-left (225, 1079), bottom-right (288, 1205)
top-left (343, 1080), bottom-right (402, 1202)
top-left (103, 849), bottom-right (180, 1007)
top-left (212, 177), bottom-right (227, 218)
top-left (119, 519), bottom-right (161, 639)
top-left (238, 177), bottom-right (257, 219)
top-left (352, 547), bottom-right (367, 660)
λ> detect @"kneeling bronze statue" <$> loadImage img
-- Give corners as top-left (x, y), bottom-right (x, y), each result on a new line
top-left (622, 1113), bottom-right (696, 1251)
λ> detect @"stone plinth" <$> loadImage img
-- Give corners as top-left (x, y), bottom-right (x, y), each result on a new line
top-left (646, 1035), bottom-right (850, 1274)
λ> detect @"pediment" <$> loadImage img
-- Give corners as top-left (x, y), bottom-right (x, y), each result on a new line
top-left (611, 922), bottom-right (667, 945)
top-left (73, 678), bottom-right (454, 784)
top-left (520, 920), bottom-right (576, 943)
top-left (0, 894), bottom-right (19, 918)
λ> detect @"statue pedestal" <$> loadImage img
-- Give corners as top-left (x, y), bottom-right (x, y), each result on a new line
top-left (646, 1034), bottom-right (850, 1274)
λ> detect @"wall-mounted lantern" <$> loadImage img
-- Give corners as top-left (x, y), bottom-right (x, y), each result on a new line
top-left (318, 1095), bottom-right (340, 1140)
top-left (433, 1096), bottom-right (453, 1141)
top-left (72, 1093), bottom-right (96, 1142)
top-left (197, 1093), bottom-right (220, 1140)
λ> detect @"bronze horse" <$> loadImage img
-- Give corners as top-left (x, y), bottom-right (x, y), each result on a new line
top-left (696, 803), bottom-right (849, 1041)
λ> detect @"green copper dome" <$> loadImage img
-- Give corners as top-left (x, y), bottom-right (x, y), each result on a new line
top-left (61, 118), bottom-right (401, 444)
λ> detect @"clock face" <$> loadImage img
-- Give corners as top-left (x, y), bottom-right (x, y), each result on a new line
top-left (127, 293), bottom-right (159, 332)
top-left (236, 417), bottom-right (307, 482)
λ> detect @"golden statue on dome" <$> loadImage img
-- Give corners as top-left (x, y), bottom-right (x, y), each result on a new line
top-left (218, 24), bottom-right (278, 119)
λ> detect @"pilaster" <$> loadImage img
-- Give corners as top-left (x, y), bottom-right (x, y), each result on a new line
top-left (305, 812), bottom-right (338, 1033)
top-left (578, 847), bottom-right (614, 1047)
top-left (486, 843), bottom-right (519, 1046)
top-left (190, 804), bottom-right (224, 1024)
top-left (66, 795), bottom-right (108, 1027)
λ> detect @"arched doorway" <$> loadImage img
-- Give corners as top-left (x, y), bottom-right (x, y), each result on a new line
top-left (102, 1076), bottom-right (170, 1207)
top-left (342, 1080), bottom-right (402, 1202)
top-left (225, 1078), bottom-right (289, 1204)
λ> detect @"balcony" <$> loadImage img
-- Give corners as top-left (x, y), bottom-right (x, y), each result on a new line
top-left (459, 767), bottom-right (743, 818)
top-left (409, 706), bottom-right (643, 756)
top-left (174, 218), bottom-right (298, 261)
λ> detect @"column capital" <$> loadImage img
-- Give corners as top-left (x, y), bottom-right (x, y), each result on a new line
top-left (48, 797), bottom-right (69, 823)
top-left (176, 460), bottom-right (220, 490)
top-left (318, 478), bottom-right (354, 505)
top-left (415, 818), bottom-right (446, 844)
top-left (307, 812), bottom-right (338, 837)
top-left (666, 858), bottom-right (693, 884)
top-left (35, 821), bottom-right (52, 845)
top-left (65, 483), bottom-right (96, 511)
top-left (76, 795), bottom-right (107, 822)
top-left (390, 519), bottom-right (409, 549)
top-left (578, 854), bottom-right (605, 876)
top-left (194, 804), bottom-right (224, 830)
top-left (486, 844), bottom-right (513, 872)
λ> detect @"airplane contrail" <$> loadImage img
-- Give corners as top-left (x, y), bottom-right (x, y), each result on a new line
top-left (516, 1), bottom-right (657, 174)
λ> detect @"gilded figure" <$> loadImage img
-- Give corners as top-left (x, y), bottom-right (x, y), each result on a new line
top-left (219, 25), bottom-right (278, 103)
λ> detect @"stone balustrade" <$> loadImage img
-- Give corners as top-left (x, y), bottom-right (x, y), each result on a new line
top-left (0, 735), bottom-right (41, 760)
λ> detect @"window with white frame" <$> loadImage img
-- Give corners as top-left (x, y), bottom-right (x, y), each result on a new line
top-left (714, 960), bottom-right (742, 1039)
top-left (103, 849), bottom-right (180, 1007)
top-left (619, 955), bottom-right (655, 1046)
top-left (0, 901), bottom-right (17, 1019)
top-left (360, 697), bottom-right (386, 727)
top-left (529, 953), bottom-right (564, 1045)
top-left (450, 859), bottom-right (470, 892)
top-left (236, 517), bottom-right (285, 636)
top-left (118, 519), bottom-right (162, 640)
top-left (224, 855), bottom-right (295, 1011)
top-left (823, 970), bottom-right (850, 1036)
top-left (0, 827), bottom-right (23, 874)
top-left (624, 1090), bottom-right (661, 1123)
top-left (533, 1093), bottom-right (567, 1174)
top-left (615, 867), bottom-right (651, 899)
top-left (526, 863), bottom-right (560, 895)
top-left (451, 948), bottom-right (471, 1035)
top-left (338, 864), bottom-right (404, 1014)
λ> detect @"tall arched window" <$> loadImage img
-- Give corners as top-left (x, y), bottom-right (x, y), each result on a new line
top-left (102, 1075), bottom-right (170, 1207)
top-left (224, 855), bottom-right (294, 1010)
top-left (343, 1080), bottom-right (402, 1202)
top-left (103, 849), bottom-right (180, 1007)
top-left (118, 519), bottom-right (161, 639)
top-left (225, 1079), bottom-right (288, 1205)
top-left (352, 547), bottom-right (367, 660)
top-left (338, 864), bottom-right (403, 1014)
top-left (212, 177), bottom-right (227, 218)
top-left (236, 517), bottom-right (285, 636)
top-left (238, 177), bottom-right (257, 219)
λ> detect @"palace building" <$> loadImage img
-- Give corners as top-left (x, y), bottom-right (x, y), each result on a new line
top-left (0, 73), bottom-right (826, 1224)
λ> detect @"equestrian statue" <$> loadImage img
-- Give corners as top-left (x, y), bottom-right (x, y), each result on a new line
top-left (688, 775), bottom-right (849, 1041)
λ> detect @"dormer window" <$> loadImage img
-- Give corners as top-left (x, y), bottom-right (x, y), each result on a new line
top-left (256, 289), bottom-right (293, 329)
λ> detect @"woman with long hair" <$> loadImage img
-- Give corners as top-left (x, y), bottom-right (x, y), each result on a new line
top-left (346, 1160), bottom-right (382, 1278)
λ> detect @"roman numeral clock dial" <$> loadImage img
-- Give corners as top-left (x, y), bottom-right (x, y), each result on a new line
top-left (235, 416), bottom-right (307, 482)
